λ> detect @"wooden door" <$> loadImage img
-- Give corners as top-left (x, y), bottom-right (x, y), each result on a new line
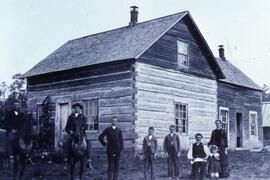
top-left (55, 103), bottom-right (70, 149)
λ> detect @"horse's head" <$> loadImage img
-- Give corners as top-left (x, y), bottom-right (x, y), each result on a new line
top-left (19, 133), bottom-right (33, 155)
top-left (71, 127), bottom-right (87, 157)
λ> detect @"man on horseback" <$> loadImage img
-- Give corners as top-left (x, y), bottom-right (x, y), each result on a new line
top-left (65, 103), bottom-right (93, 169)
top-left (4, 102), bottom-right (28, 160)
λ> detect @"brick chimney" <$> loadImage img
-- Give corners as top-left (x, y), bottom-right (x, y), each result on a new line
top-left (218, 45), bottom-right (226, 60)
top-left (129, 6), bottom-right (139, 27)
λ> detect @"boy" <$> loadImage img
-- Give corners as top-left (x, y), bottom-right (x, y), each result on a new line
top-left (163, 125), bottom-right (181, 180)
top-left (142, 127), bottom-right (158, 180)
top-left (187, 133), bottom-right (211, 180)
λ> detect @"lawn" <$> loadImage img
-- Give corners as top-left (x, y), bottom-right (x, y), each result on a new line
top-left (0, 150), bottom-right (270, 180)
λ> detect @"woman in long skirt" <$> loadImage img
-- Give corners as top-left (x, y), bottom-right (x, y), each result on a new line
top-left (208, 120), bottom-right (230, 178)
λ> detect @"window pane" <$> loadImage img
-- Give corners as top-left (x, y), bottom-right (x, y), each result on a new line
top-left (177, 41), bottom-right (188, 54)
top-left (178, 54), bottom-right (188, 67)
top-left (83, 99), bottom-right (99, 131)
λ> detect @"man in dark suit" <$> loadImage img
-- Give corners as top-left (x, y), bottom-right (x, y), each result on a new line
top-left (65, 103), bottom-right (93, 169)
top-left (142, 126), bottom-right (158, 180)
top-left (4, 102), bottom-right (27, 158)
top-left (98, 117), bottom-right (123, 180)
top-left (163, 125), bottom-right (181, 180)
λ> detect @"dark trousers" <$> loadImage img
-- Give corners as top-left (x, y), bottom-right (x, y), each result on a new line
top-left (167, 146), bottom-right (179, 177)
top-left (144, 148), bottom-right (155, 180)
top-left (7, 132), bottom-right (18, 156)
top-left (107, 152), bottom-right (120, 180)
top-left (191, 162), bottom-right (206, 180)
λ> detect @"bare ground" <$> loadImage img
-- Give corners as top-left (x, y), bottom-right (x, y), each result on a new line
top-left (1, 151), bottom-right (270, 180)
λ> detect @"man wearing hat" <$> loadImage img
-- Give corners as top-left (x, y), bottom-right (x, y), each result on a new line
top-left (187, 133), bottom-right (211, 180)
top-left (65, 103), bottom-right (93, 169)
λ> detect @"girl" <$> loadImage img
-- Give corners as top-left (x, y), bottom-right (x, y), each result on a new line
top-left (208, 145), bottom-right (221, 180)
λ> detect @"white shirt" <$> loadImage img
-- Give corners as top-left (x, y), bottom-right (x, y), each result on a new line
top-left (170, 133), bottom-right (174, 137)
top-left (112, 126), bottom-right (116, 130)
top-left (148, 135), bottom-right (153, 140)
top-left (14, 111), bottom-right (18, 116)
top-left (75, 113), bottom-right (79, 117)
top-left (187, 143), bottom-right (211, 160)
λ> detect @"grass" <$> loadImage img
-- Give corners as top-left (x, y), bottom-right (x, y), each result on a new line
top-left (1, 150), bottom-right (270, 180)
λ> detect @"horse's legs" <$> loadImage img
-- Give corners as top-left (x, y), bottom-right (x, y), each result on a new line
top-left (13, 154), bottom-right (18, 180)
top-left (79, 158), bottom-right (86, 180)
top-left (19, 156), bottom-right (27, 180)
top-left (69, 158), bottom-right (76, 180)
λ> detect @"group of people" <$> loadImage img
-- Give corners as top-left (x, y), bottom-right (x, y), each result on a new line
top-left (4, 102), bottom-right (230, 180)
top-left (65, 103), bottom-right (230, 180)
top-left (142, 120), bottom-right (229, 180)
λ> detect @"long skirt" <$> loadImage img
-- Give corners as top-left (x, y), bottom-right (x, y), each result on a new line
top-left (218, 146), bottom-right (230, 178)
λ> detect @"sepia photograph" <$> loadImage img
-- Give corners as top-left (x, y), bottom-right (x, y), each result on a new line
top-left (0, 0), bottom-right (270, 179)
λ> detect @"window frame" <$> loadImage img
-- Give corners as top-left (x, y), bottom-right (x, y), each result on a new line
top-left (219, 107), bottom-right (229, 137)
top-left (177, 39), bottom-right (189, 68)
top-left (83, 98), bottom-right (100, 132)
top-left (174, 102), bottom-right (188, 135)
top-left (249, 111), bottom-right (258, 138)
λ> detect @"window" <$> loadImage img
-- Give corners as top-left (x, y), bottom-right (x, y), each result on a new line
top-left (177, 40), bottom-right (189, 67)
top-left (175, 103), bottom-right (188, 134)
top-left (249, 111), bottom-right (258, 136)
top-left (219, 107), bottom-right (229, 132)
top-left (83, 99), bottom-right (99, 131)
top-left (36, 104), bottom-right (42, 133)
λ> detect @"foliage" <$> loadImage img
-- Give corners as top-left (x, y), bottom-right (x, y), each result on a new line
top-left (263, 84), bottom-right (270, 102)
top-left (35, 96), bottom-right (55, 151)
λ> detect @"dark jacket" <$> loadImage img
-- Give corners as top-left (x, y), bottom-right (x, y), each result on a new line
top-left (208, 129), bottom-right (228, 148)
top-left (4, 110), bottom-right (26, 134)
top-left (163, 133), bottom-right (181, 153)
top-left (65, 113), bottom-right (88, 135)
top-left (142, 135), bottom-right (158, 154)
top-left (98, 126), bottom-right (123, 155)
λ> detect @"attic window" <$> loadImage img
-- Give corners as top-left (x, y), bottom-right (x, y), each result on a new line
top-left (177, 40), bottom-right (189, 67)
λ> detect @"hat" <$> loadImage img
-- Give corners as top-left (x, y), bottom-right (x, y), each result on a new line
top-left (72, 103), bottom-right (83, 109)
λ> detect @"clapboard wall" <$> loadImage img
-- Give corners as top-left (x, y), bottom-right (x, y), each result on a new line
top-left (138, 18), bottom-right (218, 80)
top-left (217, 81), bottom-right (263, 149)
top-left (134, 62), bottom-right (217, 151)
top-left (27, 60), bottom-right (136, 150)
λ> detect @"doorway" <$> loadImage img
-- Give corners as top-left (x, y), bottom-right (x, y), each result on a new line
top-left (55, 102), bottom-right (70, 149)
top-left (236, 112), bottom-right (243, 148)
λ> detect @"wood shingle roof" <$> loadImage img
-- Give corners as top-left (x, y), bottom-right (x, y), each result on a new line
top-left (22, 12), bottom-right (187, 78)
top-left (216, 58), bottom-right (261, 90)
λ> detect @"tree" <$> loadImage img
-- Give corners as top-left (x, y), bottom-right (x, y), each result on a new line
top-left (263, 84), bottom-right (270, 102)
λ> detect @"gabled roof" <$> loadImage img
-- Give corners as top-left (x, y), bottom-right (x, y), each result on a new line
top-left (22, 12), bottom-right (188, 78)
top-left (216, 58), bottom-right (262, 91)
top-left (22, 11), bottom-right (224, 79)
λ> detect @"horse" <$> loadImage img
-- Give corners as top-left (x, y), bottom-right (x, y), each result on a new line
top-left (12, 130), bottom-right (33, 180)
top-left (67, 126), bottom-right (88, 180)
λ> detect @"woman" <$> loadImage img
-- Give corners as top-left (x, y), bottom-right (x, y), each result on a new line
top-left (208, 120), bottom-right (230, 178)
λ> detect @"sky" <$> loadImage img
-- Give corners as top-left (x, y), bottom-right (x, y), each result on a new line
top-left (0, 0), bottom-right (270, 87)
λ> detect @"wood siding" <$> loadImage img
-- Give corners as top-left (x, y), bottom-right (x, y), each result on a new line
top-left (217, 81), bottom-right (263, 149)
top-left (134, 62), bottom-right (217, 152)
top-left (27, 60), bottom-right (136, 150)
top-left (138, 18), bottom-right (217, 80)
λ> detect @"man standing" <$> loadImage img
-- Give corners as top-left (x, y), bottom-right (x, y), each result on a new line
top-left (65, 103), bottom-right (93, 169)
top-left (4, 102), bottom-right (27, 158)
top-left (99, 117), bottom-right (123, 180)
top-left (187, 133), bottom-right (211, 180)
top-left (142, 127), bottom-right (158, 180)
top-left (163, 125), bottom-right (181, 180)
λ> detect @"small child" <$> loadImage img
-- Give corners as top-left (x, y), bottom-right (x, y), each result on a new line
top-left (208, 145), bottom-right (221, 180)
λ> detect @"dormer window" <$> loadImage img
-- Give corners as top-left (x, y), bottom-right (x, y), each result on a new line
top-left (177, 40), bottom-right (189, 67)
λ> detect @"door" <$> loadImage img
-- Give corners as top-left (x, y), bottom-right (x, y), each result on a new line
top-left (236, 112), bottom-right (243, 148)
top-left (55, 103), bottom-right (70, 149)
